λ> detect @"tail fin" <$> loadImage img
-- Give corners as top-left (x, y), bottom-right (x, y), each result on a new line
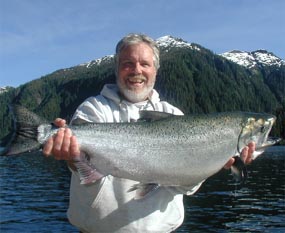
top-left (2, 105), bottom-right (48, 156)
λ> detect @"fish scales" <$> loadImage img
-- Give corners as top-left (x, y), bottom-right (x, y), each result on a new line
top-left (70, 113), bottom-right (244, 186)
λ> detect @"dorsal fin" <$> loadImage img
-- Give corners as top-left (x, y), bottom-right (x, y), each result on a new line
top-left (138, 110), bottom-right (174, 122)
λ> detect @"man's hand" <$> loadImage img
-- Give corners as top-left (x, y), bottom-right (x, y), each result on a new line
top-left (42, 118), bottom-right (80, 160)
top-left (224, 142), bottom-right (256, 169)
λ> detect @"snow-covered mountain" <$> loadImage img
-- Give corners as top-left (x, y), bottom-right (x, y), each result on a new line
top-left (79, 55), bottom-right (114, 69)
top-left (0, 86), bottom-right (10, 95)
top-left (156, 35), bottom-right (201, 51)
top-left (220, 50), bottom-right (284, 68)
top-left (70, 35), bottom-right (283, 71)
top-left (77, 36), bottom-right (201, 69)
top-left (156, 36), bottom-right (284, 69)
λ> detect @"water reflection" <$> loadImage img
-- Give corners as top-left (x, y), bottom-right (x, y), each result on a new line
top-left (0, 148), bottom-right (284, 232)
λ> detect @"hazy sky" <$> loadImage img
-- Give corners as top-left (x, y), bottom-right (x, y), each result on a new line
top-left (1, 0), bottom-right (284, 87)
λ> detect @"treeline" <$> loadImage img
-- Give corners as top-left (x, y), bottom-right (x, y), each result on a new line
top-left (0, 44), bottom-right (284, 145)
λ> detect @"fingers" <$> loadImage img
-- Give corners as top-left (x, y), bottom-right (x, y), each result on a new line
top-left (224, 157), bottom-right (235, 170)
top-left (43, 118), bottom-right (67, 158)
top-left (241, 142), bottom-right (256, 165)
top-left (70, 136), bottom-right (80, 157)
top-left (42, 137), bottom-right (54, 157)
top-left (43, 127), bottom-right (79, 161)
top-left (54, 118), bottom-right (66, 127)
top-left (224, 142), bottom-right (256, 170)
top-left (247, 141), bottom-right (256, 163)
top-left (240, 146), bottom-right (249, 163)
top-left (53, 128), bottom-right (65, 159)
top-left (60, 128), bottom-right (73, 159)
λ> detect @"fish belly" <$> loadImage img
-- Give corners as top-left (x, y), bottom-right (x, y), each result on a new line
top-left (78, 130), bottom-right (237, 187)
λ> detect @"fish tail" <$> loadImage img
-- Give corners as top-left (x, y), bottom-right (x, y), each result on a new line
top-left (1, 105), bottom-right (48, 156)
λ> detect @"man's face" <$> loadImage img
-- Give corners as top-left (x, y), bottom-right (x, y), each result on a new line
top-left (117, 42), bottom-right (157, 103)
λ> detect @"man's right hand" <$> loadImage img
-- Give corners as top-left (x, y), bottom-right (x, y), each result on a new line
top-left (42, 118), bottom-right (80, 161)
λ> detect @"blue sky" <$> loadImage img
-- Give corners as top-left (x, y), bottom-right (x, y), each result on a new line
top-left (1, 0), bottom-right (284, 87)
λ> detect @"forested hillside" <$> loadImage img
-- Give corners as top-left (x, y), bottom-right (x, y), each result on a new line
top-left (0, 39), bottom-right (284, 145)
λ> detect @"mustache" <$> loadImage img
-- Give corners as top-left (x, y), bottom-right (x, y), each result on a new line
top-left (127, 75), bottom-right (147, 82)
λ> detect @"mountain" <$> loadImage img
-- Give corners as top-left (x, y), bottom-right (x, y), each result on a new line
top-left (0, 35), bottom-right (284, 144)
top-left (220, 48), bottom-right (284, 113)
top-left (156, 35), bottom-right (201, 52)
top-left (220, 50), bottom-right (284, 68)
top-left (78, 54), bottom-right (114, 69)
top-left (0, 86), bottom-right (14, 95)
top-left (0, 87), bottom-right (8, 95)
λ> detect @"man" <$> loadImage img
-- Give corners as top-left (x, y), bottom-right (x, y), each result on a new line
top-left (43, 33), bottom-right (255, 232)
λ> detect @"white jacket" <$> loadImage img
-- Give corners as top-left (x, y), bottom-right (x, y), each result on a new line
top-left (67, 84), bottom-right (202, 233)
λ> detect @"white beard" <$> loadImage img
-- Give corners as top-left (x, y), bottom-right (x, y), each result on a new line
top-left (117, 75), bottom-right (155, 103)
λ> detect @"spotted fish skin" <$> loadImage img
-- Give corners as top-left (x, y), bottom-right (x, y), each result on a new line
top-left (3, 105), bottom-right (279, 192)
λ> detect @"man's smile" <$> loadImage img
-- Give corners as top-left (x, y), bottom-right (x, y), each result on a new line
top-left (127, 76), bottom-right (147, 86)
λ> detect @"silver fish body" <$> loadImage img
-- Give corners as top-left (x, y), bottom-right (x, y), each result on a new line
top-left (3, 106), bottom-right (279, 194)
top-left (69, 111), bottom-right (277, 187)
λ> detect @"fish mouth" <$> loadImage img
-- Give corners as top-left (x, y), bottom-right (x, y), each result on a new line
top-left (255, 137), bottom-right (282, 151)
top-left (232, 137), bottom-right (281, 183)
top-left (250, 137), bottom-right (281, 160)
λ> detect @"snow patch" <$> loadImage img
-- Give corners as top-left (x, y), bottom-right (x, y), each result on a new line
top-left (156, 35), bottom-right (200, 51)
top-left (0, 86), bottom-right (9, 95)
top-left (220, 50), bottom-right (284, 68)
top-left (79, 55), bottom-right (114, 68)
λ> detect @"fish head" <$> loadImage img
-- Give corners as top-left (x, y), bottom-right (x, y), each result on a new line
top-left (238, 113), bottom-right (279, 158)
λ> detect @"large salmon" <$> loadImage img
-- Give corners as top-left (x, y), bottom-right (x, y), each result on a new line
top-left (2, 105), bottom-right (280, 197)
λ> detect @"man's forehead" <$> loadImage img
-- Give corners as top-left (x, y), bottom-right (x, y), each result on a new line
top-left (119, 43), bottom-right (154, 60)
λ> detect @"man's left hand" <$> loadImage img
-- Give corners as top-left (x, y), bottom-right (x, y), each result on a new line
top-left (224, 142), bottom-right (256, 169)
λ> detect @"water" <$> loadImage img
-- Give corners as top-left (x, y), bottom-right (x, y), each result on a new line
top-left (0, 147), bottom-right (284, 233)
top-left (177, 147), bottom-right (285, 233)
top-left (0, 152), bottom-right (77, 233)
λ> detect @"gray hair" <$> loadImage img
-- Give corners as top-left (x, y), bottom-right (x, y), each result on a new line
top-left (115, 33), bottom-right (160, 74)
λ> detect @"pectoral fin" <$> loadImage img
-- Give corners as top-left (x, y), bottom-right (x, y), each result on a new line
top-left (128, 183), bottom-right (160, 200)
top-left (73, 153), bottom-right (104, 185)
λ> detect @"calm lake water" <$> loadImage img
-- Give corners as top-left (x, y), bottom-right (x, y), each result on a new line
top-left (0, 147), bottom-right (284, 233)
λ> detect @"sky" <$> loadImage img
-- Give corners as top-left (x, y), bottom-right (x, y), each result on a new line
top-left (1, 0), bottom-right (284, 87)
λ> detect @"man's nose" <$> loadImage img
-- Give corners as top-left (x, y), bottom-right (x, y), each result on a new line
top-left (133, 63), bottom-right (142, 74)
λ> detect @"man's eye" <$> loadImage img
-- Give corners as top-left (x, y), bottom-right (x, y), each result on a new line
top-left (122, 62), bottom-right (133, 68)
top-left (142, 63), bottom-right (150, 67)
